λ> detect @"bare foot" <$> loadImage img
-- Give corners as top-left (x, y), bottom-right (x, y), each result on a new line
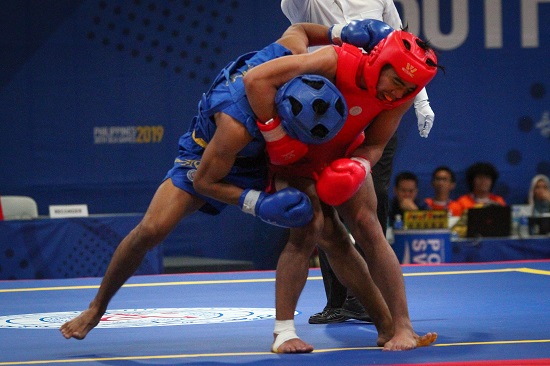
top-left (377, 333), bottom-right (391, 347)
top-left (272, 333), bottom-right (314, 353)
top-left (383, 331), bottom-right (437, 351)
top-left (59, 308), bottom-right (103, 340)
top-left (375, 316), bottom-right (395, 347)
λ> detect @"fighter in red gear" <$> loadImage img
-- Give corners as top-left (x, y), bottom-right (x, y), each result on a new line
top-left (265, 30), bottom-right (438, 181)
top-left (244, 24), bottom-right (440, 352)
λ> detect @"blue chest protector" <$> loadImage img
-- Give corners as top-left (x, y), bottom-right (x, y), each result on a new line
top-left (165, 43), bottom-right (293, 215)
top-left (179, 42), bottom-right (293, 163)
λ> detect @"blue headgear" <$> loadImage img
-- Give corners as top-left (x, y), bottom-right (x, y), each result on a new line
top-left (275, 74), bottom-right (347, 145)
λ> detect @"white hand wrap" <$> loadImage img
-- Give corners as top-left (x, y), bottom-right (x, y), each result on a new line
top-left (329, 23), bottom-right (345, 45)
top-left (240, 189), bottom-right (260, 216)
top-left (351, 157), bottom-right (371, 175)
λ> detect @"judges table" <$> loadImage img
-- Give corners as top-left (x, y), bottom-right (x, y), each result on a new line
top-left (392, 229), bottom-right (550, 264)
top-left (451, 235), bottom-right (550, 263)
top-left (0, 214), bottom-right (161, 280)
top-left (4, 215), bottom-right (548, 280)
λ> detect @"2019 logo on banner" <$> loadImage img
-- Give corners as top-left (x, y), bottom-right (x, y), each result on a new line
top-left (93, 125), bottom-right (164, 144)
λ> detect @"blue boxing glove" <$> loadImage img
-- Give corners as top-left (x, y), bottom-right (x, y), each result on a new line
top-left (329, 19), bottom-right (393, 52)
top-left (239, 187), bottom-right (313, 228)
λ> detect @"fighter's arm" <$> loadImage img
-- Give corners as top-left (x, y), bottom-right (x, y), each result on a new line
top-left (192, 113), bottom-right (253, 206)
top-left (275, 22), bottom-right (333, 56)
top-left (246, 19), bottom-right (392, 120)
top-left (244, 46), bottom-right (338, 122)
top-left (353, 100), bottom-right (413, 166)
top-left (193, 113), bottom-right (313, 227)
top-left (315, 101), bottom-right (413, 206)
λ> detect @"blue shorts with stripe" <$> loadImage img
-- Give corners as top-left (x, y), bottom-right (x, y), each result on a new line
top-left (164, 141), bottom-right (268, 215)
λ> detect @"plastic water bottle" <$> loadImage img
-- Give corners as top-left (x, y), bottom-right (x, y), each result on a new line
top-left (511, 206), bottom-right (521, 236)
top-left (394, 214), bottom-right (403, 230)
top-left (450, 230), bottom-right (459, 241)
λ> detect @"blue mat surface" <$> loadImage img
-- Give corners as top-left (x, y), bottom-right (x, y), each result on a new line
top-left (1, 261), bottom-right (549, 365)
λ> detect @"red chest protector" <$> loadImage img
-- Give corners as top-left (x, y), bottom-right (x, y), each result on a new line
top-left (272, 45), bottom-right (387, 179)
top-left (329, 44), bottom-right (393, 145)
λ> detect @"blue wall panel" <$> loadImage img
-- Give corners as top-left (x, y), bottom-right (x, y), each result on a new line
top-left (1, 0), bottom-right (549, 215)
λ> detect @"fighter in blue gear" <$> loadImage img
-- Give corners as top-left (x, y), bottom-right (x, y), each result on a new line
top-left (59, 21), bottom-right (332, 342)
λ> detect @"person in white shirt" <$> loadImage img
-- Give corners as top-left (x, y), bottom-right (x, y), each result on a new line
top-left (281, 0), bottom-right (436, 324)
top-left (282, 0), bottom-right (403, 33)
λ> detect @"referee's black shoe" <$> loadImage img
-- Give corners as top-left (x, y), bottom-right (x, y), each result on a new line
top-left (308, 306), bottom-right (346, 324)
top-left (338, 296), bottom-right (372, 323)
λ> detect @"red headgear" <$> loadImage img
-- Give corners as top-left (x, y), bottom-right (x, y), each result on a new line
top-left (363, 30), bottom-right (438, 108)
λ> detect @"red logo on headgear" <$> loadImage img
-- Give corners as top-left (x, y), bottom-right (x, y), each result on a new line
top-left (403, 63), bottom-right (417, 78)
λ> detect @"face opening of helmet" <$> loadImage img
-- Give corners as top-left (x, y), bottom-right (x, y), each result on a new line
top-left (377, 64), bottom-right (418, 102)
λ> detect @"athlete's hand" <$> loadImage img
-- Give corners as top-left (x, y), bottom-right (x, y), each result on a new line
top-left (316, 157), bottom-right (371, 206)
top-left (239, 188), bottom-right (313, 227)
top-left (257, 117), bottom-right (308, 165)
top-left (414, 89), bottom-right (434, 138)
top-left (329, 19), bottom-right (393, 51)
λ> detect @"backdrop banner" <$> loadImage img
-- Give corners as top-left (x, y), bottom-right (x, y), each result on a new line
top-left (0, 1), bottom-right (548, 219)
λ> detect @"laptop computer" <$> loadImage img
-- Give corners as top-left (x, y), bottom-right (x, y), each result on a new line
top-left (528, 216), bottom-right (550, 235)
top-left (466, 205), bottom-right (511, 238)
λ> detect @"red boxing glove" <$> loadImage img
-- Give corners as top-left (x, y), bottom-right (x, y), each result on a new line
top-left (257, 116), bottom-right (308, 165)
top-left (316, 157), bottom-right (371, 206)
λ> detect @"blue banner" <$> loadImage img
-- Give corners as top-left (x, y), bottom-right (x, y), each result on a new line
top-left (393, 230), bottom-right (452, 264)
top-left (0, 0), bottom-right (548, 215)
top-left (0, 215), bottom-right (162, 280)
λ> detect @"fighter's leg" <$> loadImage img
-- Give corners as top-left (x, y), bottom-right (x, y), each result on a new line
top-left (316, 134), bottom-right (397, 323)
top-left (272, 177), bottom-right (321, 353)
top-left (316, 204), bottom-right (393, 346)
top-left (338, 175), bottom-right (436, 350)
top-left (273, 225), bottom-right (319, 353)
top-left (60, 179), bottom-right (205, 340)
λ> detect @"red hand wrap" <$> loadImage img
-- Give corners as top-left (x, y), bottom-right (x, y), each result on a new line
top-left (257, 116), bottom-right (308, 166)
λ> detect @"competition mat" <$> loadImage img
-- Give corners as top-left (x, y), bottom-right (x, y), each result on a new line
top-left (1, 260), bottom-right (549, 365)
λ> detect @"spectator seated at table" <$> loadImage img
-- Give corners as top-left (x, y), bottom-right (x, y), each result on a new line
top-left (453, 162), bottom-right (506, 218)
top-left (424, 166), bottom-right (461, 217)
top-left (389, 171), bottom-right (428, 227)
top-left (528, 174), bottom-right (550, 216)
